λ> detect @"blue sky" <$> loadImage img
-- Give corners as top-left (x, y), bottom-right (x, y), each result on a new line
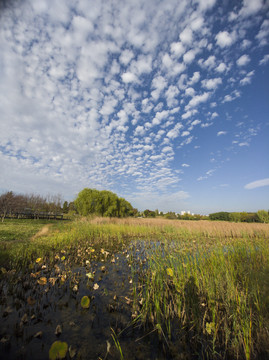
top-left (0, 0), bottom-right (268, 214)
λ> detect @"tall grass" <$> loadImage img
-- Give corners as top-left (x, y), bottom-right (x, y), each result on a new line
top-left (132, 235), bottom-right (269, 359)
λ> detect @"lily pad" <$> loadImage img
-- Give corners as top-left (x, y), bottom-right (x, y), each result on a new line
top-left (93, 283), bottom-right (99, 290)
top-left (49, 341), bottom-right (68, 360)
top-left (81, 296), bottom-right (90, 309)
top-left (37, 277), bottom-right (47, 285)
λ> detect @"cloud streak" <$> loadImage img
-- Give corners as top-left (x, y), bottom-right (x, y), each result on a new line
top-left (244, 178), bottom-right (269, 190)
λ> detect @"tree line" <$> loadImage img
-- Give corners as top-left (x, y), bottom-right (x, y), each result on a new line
top-left (0, 189), bottom-right (268, 223)
top-left (0, 191), bottom-right (63, 222)
top-left (208, 211), bottom-right (269, 223)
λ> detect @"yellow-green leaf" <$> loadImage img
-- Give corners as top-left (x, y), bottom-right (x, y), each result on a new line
top-left (81, 296), bottom-right (90, 309)
top-left (49, 341), bottom-right (68, 360)
top-left (36, 258), bottom-right (42, 264)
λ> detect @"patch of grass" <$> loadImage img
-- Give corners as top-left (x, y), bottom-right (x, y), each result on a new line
top-left (0, 219), bottom-right (66, 268)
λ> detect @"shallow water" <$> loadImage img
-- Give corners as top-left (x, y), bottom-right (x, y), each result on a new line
top-left (0, 240), bottom-right (175, 360)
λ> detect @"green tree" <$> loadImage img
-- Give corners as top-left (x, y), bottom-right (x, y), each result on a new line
top-left (62, 201), bottom-right (69, 213)
top-left (143, 209), bottom-right (156, 218)
top-left (229, 212), bottom-right (241, 222)
top-left (257, 210), bottom-right (269, 223)
top-left (74, 188), bottom-right (133, 217)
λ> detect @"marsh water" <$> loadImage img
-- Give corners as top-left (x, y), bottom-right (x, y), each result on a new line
top-left (0, 240), bottom-right (176, 360)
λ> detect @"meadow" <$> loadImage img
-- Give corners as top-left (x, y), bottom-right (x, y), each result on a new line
top-left (0, 217), bottom-right (268, 359)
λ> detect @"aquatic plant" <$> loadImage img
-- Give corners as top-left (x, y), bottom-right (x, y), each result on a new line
top-left (49, 341), bottom-right (68, 360)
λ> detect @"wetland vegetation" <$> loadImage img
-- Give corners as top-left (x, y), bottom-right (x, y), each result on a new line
top-left (0, 217), bottom-right (268, 359)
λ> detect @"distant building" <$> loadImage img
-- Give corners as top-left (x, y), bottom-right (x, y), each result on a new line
top-left (180, 210), bottom-right (191, 215)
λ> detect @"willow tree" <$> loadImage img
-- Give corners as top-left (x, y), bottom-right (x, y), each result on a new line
top-left (74, 188), bottom-right (133, 217)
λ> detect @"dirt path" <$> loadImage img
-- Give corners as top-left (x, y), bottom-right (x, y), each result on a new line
top-left (31, 224), bottom-right (52, 240)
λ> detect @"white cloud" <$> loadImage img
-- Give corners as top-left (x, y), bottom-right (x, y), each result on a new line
top-left (182, 163), bottom-right (190, 167)
top-left (256, 20), bottom-right (269, 46)
top-left (179, 28), bottom-right (193, 45)
top-left (240, 70), bottom-right (255, 85)
top-left (162, 53), bottom-right (173, 68)
top-left (236, 54), bottom-right (250, 66)
top-left (152, 110), bottom-right (169, 126)
top-left (188, 71), bottom-right (200, 85)
top-left (120, 49), bottom-right (134, 65)
top-left (241, 39), bottom-right (251, 49)
top-left (245, 178), bottom-right (269, 189)
top-left (215, 62), bottom-right (227, 73)
top-left (239, 0), bottom-right (264, 17)
top-left (195, 0), bottom-right (216, 11)
top-left (202, 77), bottom-right (222, 90)
top-left (185, 87), bottom-right (195, 97)
top-left (183, 49), bottom-right (197, 64)
top-left (191, 119), bottom-right (201, 126)
top-left (190, 16), bottom-right (204, 31)
top-left (131, 55), bottom-right (152, 74)
top-left (186, 92), bottom-right (211, 109)
top-left (203, 55), bottom-right (216, 69)
top-left (165, 85), bottom-right (179, 108)
top-left (182, 109), bottom-right (198, 119)
top-left (121, 72), bottom-right (137, 83)
top-left (215, 31), bottom-right (236, 48)
top-left (166, 123), bottom-right (183, 139)
top-left (217, 131), bottom-right (227, 136)
top-left (259, 54), bottom-right (269, 65)
top-left (170, 42), bottom-right (185, 57)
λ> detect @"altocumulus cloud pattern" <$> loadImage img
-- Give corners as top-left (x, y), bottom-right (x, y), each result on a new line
top-left (0, 0), bottom-right (269, 213)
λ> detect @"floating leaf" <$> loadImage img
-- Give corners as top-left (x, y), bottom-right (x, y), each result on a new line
top-left (49, 341), bottom-right (68, 360)
top-left (49, 277), bottom-right (57, 286)
top-left (86, 272), bottom-right (94, 280)
top-left (166, 268), bottom-right (174, 277)
top-left (36, 258), bottom-right (42, 264)
top-left (37, 277), bottom-right (47, 285)
top-left (72, 285), bottom-right (78, 292)
top-left (93, 283), bottom-right (99, 290)
top-left (81, 296), bottom-right (90, 309)
top-left (30, 271), bottom-right (40, 278)
top-left (55, 324), bottom-right (62, 336)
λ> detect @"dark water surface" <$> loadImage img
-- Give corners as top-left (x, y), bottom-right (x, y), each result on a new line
top-left (0, 241), bottom-right (173, 360)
